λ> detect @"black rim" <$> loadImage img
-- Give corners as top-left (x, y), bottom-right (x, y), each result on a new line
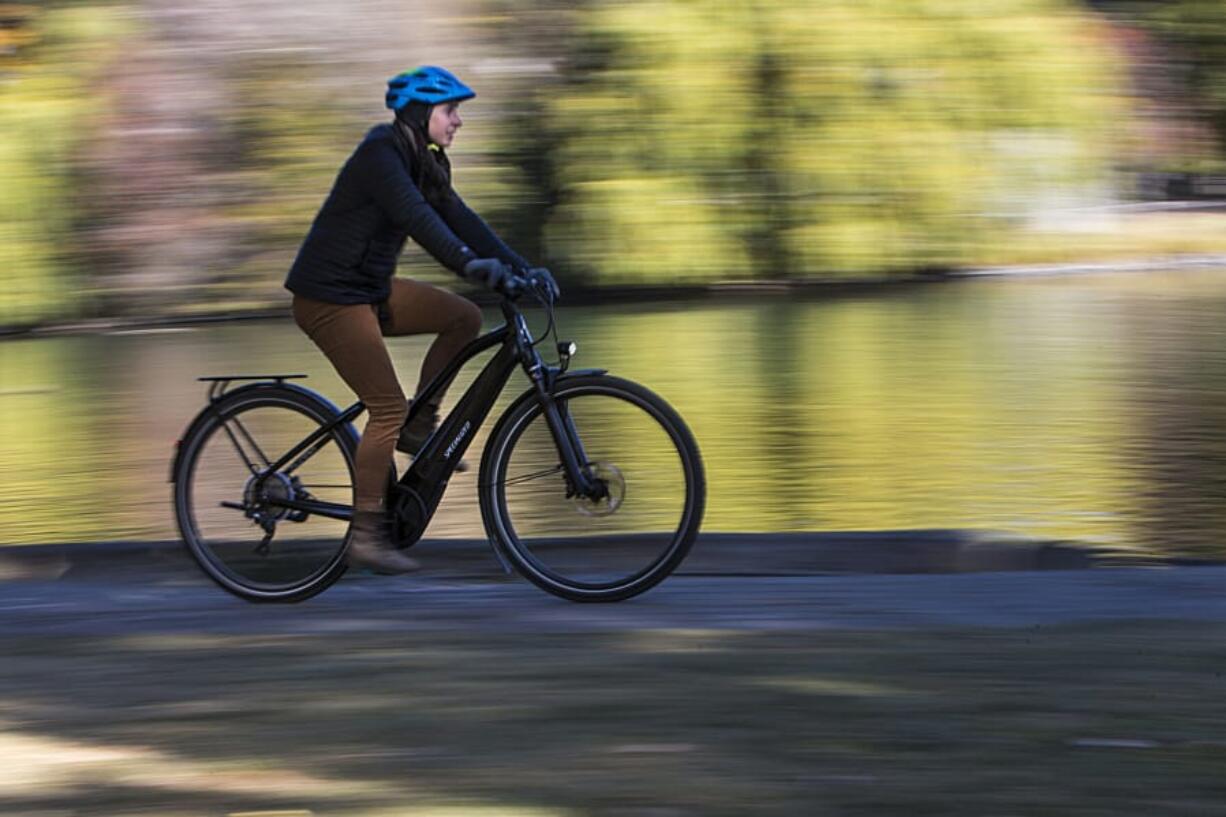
top-left (491, 384), bottom-right (699, 595)
top-left (179, 396), bottom-right (353, 598)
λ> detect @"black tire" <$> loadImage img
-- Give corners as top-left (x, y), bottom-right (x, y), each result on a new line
top-left (173, 384), bottom-right (358, 602)
top-left (479, 374), bottom-right (705, 602)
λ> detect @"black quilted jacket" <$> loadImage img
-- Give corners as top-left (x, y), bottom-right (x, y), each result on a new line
top-left (284, 123), bottom-right (527, 304)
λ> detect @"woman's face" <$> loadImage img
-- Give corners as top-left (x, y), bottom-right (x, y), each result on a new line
top-left (427, 102), bottom-right (463, 148)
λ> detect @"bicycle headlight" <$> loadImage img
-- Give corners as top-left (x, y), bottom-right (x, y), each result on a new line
top-left (557, 341), bottom-right (576, 372)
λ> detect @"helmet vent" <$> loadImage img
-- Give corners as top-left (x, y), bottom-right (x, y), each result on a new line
top-left (385, 66), bottom-right (475, 110)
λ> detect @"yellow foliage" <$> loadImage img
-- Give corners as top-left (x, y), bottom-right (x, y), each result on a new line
top-left (542, 0), bottom-right (1128, 280)
top-left (0, 4), bottom-right (130, 326)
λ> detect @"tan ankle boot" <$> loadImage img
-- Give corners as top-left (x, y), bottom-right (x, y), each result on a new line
top-left (396, 402), bottom-right (468, 471)
top-left (347, 510), bottom-right (420, 574)
top-left (395, 405), bottom-right (438, 455)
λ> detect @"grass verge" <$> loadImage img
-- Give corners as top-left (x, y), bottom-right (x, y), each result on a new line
top-left (0, 622), bottom-right (1224, 815)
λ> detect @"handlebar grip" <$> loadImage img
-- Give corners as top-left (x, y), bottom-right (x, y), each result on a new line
top-left (501, 274), bottom-right (528, 300)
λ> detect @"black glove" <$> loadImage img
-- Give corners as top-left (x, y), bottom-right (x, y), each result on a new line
top-left (527, 266), bottom-right (561, 300)
top-left (463, 257), bottom-right (516, 295)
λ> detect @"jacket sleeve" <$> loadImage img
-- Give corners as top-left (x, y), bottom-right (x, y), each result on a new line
top-left (437, 191), bottom-right (532, 271)
top-left (354, 139), bottom-right (477, 275)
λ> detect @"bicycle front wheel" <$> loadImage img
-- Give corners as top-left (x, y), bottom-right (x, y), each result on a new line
top-left (173, 385), bottom-right (357, 602)
top-left (480, 374), bottom-right (705, 602)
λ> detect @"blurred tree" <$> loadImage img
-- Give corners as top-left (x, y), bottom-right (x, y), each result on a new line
top-left (72, 47), bottom-right (352, 318)
top-left (0, 0), bottom-right (1147, 326)
top-left (4, 1), bottom-right (461, 327)
top-left (490, 0), bottom-right (1126, 283)
top-left (0, 4), bottom-right (40, 60)
top-left (463, 1), bottom-right (590, 282)
top-left (208, 56), bottom-right (354, 310)
top-left (1137, 0), bottom-right (1226, 165)
top-left (0, 3), bottom-right (127, 328)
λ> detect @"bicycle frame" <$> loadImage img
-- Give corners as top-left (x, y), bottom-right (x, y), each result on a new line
top-left (245, 298), bottom-right (603, 545)
top-left (390, 299), bottom-right (604, 547)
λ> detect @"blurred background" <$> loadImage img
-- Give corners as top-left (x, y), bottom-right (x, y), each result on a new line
top-left (3, 0), bottom-right (1226, 322)
top-left (3, 0), bottom-right (1226, 555)
top-left (3, 7), bottom-right (1226, 813)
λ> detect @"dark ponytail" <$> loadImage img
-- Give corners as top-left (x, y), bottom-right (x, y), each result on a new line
top-left (392, 111), bottom-right (454, 208)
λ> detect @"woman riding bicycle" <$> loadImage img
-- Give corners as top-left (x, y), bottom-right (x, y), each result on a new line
top-left (284, 66), bottom-right (557, 574)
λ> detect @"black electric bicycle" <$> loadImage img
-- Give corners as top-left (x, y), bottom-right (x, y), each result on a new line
top-left (170, 277), bottom-right (705, 603)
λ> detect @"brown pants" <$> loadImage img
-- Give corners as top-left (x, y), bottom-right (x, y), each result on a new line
top-left (292, 278), bottom-right (482, 511)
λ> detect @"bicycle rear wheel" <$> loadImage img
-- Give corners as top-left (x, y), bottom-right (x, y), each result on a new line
top-left (173, 385), bottom-right (357, 602)
top-left (480, 374), bottom-right (705, 602)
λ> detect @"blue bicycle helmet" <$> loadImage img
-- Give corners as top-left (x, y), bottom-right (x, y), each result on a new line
top-left (385, 66), bottom-right (476, 111)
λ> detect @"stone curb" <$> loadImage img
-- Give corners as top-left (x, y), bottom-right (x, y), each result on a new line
top-left (0, 530), bottom-right (1135, 584)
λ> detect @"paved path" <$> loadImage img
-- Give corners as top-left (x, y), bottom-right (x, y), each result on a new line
top-left (3, 558), bottom-right (1225, 817)
top-left (2, 566), bottom-right (1225, 636)
top-left (1, 531), bottom-right (1220, 636)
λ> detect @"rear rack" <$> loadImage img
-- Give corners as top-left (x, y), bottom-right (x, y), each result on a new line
top-left (198, 374), bottom-right (307, 402)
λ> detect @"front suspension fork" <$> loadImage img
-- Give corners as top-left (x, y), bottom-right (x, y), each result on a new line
top-left (536, 387), bottom-right (605, 501)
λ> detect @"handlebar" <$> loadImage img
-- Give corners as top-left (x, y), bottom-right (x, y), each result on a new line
top-left (502, 268), bottom-right (557, 304)
top-left (498, 268), bottom-right (560, 352)
top-left (501, 274), bottom-right (529, 300)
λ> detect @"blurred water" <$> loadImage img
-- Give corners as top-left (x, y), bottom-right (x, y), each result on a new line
top-left (3, 270), bottom-right (1226, 556)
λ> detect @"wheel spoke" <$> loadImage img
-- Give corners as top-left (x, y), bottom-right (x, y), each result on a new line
top-left (500, 464), bottom-right (565, 487)
top-left (485, 378), bottom-right (703, 601)
top-left (176, 391), bottom-right (357, 602)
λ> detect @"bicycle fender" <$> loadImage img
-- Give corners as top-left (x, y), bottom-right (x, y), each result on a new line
top-left (478, 367), bottom-right (611, 488)
top-left (493, 368), bottom-right (609, 427)
top-left (168, 381), bottom-right (356, 483)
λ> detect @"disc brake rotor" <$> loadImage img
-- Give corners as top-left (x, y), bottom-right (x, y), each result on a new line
top-left (573, 462), bottom-right (625, 517)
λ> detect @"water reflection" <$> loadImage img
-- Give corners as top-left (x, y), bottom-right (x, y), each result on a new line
top-left (3, 270), bottom-right (1226, 558)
